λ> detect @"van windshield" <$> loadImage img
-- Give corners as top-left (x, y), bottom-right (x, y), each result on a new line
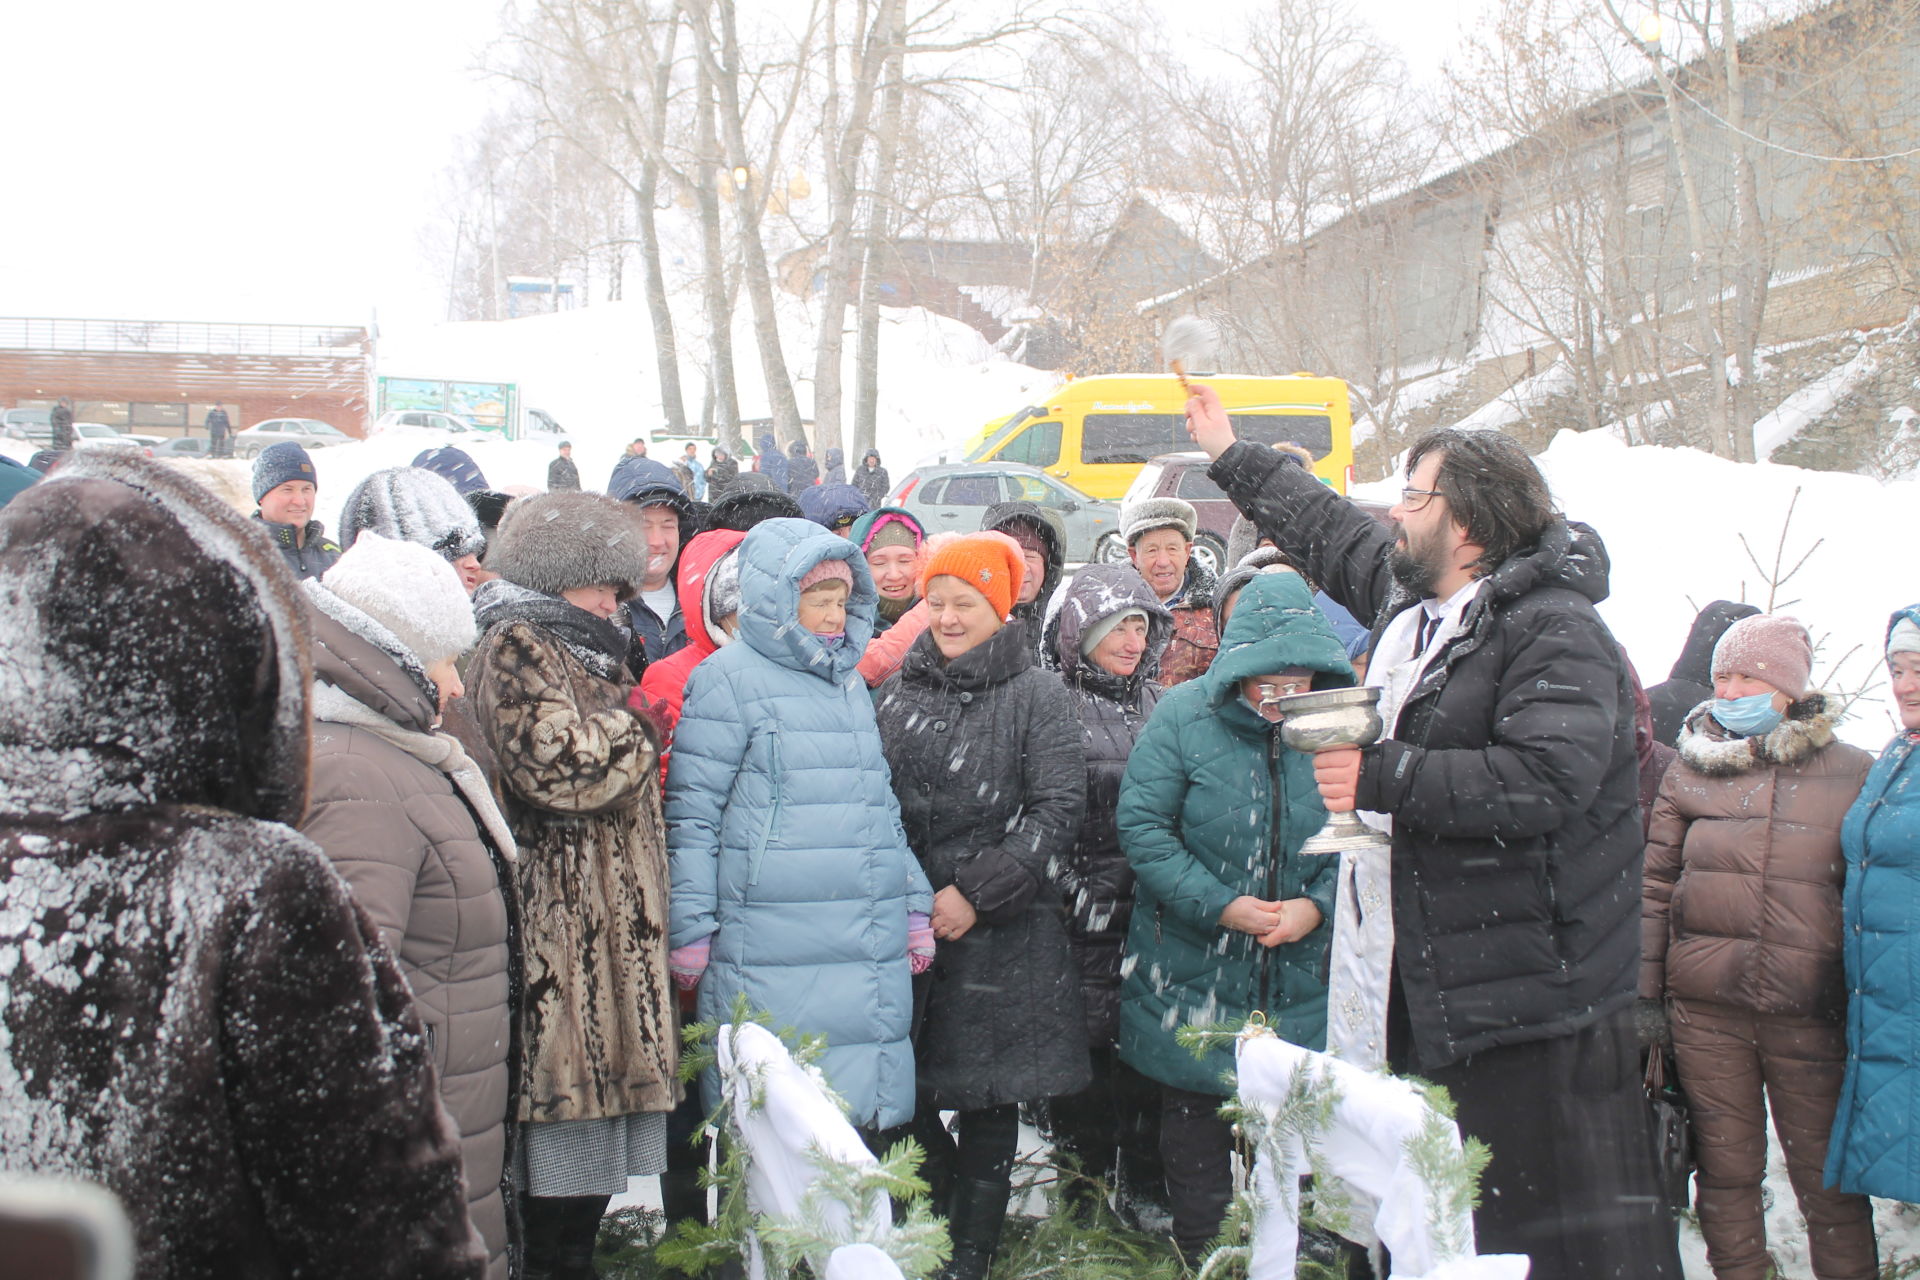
top-left (965, 406), bottom-right (1040, 461)
top-left (1082, 412), bottom-right (1333, 465)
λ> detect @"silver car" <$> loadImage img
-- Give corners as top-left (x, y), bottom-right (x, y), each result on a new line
top-left (232, 417), bottom-right (353, 458)
top-left (890, 462), bottom-right (1119, 564)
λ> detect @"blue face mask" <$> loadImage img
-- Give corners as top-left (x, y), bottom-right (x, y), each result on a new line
top-left (1712, 692), bottom-right (1784, 737)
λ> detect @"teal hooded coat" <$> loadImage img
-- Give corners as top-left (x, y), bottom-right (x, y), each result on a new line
top-left (666, 518), bottom-right (933, 1128)
top-left (1826, 603), bottom-right (1920, 1202)
top-left (1116, 572), bottom-right (1351, 1096)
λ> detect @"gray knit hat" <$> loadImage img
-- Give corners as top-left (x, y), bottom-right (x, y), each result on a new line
top-left (484, 490), bottom-right (651, 601)
top-left (338, 466), bottom-right (485, 562)
top-left (1121, 496), bottom-right (1197, 546)
top-left (252, 441), bottom-right (317, 504)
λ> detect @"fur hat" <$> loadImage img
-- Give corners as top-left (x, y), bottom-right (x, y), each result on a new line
top-left (320, 532), bottom-right (477, 665)
top-left (1712, 613), bottom-right (1813, 700)
top-left (252, 441), bottom-right (317, 504)
top-left (485, 490), bottom-right (650, 601)
top-left (1121, 496), bottom-right (1197, 546)
top-left (920, 530), bottom-right (1025, 620)
top-left (339, 466), bottom-right (486, 562)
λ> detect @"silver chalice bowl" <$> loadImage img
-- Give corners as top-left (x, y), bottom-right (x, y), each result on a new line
top-left (1271, 686), bottom-right (1390, 856)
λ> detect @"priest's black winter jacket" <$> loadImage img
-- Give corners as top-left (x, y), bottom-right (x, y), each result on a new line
top-left (1208, 441), bottom-right (1643, 1072)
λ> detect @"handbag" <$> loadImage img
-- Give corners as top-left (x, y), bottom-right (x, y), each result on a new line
top-left (1644, 1047), bottom-right (1695, 1213)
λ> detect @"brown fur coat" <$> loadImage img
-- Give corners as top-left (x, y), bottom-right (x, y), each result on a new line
top-left (468, 615), bottom-right (680, 1123)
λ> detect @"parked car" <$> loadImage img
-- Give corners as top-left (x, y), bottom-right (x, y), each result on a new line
top-left (2, 408), bottom-right (51, 441)
top-left (72, 423), bottom-right (154, 456)
top-left (151, 436), bottom-right (214, 459)
top-left (371, 409), bottom-right (483, 436)
top-left (890, 462), bottom-right (1119, 564)
top-left (1106, 451), bottom-right (1394, 573)
top-left (232, 418), bottom-right (353, 458)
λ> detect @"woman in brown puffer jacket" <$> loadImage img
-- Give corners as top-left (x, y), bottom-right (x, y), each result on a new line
top-left (1641, 614), bottom-right (1877, 1280)
top-left (301, 532), bottom-right (519, 1280)
top-left (467, 491), bottom-right (681, 1280)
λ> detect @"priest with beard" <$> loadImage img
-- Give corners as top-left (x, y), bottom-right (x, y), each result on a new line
top-left (1185, 386), bottom-right (1682, 1279)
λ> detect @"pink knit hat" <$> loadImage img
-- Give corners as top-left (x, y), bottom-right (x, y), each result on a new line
top-left (1711, 613), bottom-right (1813, 699)
top-left (797, 557), bottom-right (853, 593)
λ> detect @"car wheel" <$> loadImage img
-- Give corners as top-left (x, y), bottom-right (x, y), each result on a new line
top-left (1191, 533), bottom-right (1228, 578)
top-left (1094, 533), bottom-right (1130, 566)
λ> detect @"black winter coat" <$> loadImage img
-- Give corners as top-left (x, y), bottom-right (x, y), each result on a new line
top-left (706, 454), bottom-right (741, 498)
top-left (1211, 441), bottom-right (1644, 1071)
top-left (1647, 599), bottom-right (1760, 749)
top-left (876, 622), bottom-right (1091, 1109)
top-left (1041, 565), bottom-right (1172, 1046)
top-left (548, 455), bottom-right (582, 492)
top-left (253, 513), bottom-right (342, 582)
top-left (786, 445), bottom-right (819, 496)
top-left (49, 401), bottom-right (72, 450)
top-left (0, 453), bottom-right (482, 1280)
top-left (854, 459), bottom-right (891, 507)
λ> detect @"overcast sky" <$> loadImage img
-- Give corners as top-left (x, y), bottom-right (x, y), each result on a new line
top-left (0, 0), bottom-right (1485, 331)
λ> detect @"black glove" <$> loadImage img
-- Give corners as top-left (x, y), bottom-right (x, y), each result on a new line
top-left (1634, 997), bottom-right (1672, 1050)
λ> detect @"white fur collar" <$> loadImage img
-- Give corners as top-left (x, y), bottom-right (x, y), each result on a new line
top-left (1677, 693), bottom-right (1837, 777)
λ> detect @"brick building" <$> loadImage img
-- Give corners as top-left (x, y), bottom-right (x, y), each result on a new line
top-left (0, 318), bottom-right (371, 439)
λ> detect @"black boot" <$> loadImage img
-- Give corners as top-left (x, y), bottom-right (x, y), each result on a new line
top-left (552, 1194), bottom-right (610, 1280)
top-left (941, 1176), bottom-right (1010, 1280)
top-left (522, 1196), bottom-right (568, 1279)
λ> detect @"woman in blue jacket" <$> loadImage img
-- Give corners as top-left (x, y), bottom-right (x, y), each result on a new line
top-left (665, 518), bottom-right (934, 1131)
top-left (1827, 603), bottom-right (1920, 1204)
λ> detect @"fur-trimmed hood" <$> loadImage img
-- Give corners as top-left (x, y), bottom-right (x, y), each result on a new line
top-left (485, 489), bottom-right (651, 601)
top-left (1678, 692), bottom-right (1840, 776)
top-left (0, 452), bottom-right (312, 824)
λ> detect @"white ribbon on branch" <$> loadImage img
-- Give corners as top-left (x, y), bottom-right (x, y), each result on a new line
top-left (1232, 1026), bottom-right (1530, 1280)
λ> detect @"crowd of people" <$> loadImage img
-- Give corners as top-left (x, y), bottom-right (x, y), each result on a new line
top-left (2, 399), bottom-right (1918, 1280)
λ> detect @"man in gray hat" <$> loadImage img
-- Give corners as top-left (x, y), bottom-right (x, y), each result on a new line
top-left (1118, 495), bottom-right (1217, 685)
top-left (252, 441), bottom-right (341, 581)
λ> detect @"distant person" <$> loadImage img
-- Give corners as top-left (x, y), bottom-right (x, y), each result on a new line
top-left (854, 449), bottom-right (890, 507)
top-left (49, 397), bottom-right (73, 452)
top-left (822, 446), bottom-right (846, 486)
top-left (1647, 600), bottom-right (1762, 747)
top-left (681, 442), bottom-right (707, 501)
top-left (252, 441), bottom-right (341, 581)
top-left (627, 438), bottom-right (649, 458)
top-left (205, 403), bottom-right (232, 458)
top-left (753, 432), bottom-right (788, 492)
top-left (548, 442), bottom-right (581, 492)
top-left (785, 438), bottom-right (818, 496)
top-left (705, 446), bottom-right (739, 500)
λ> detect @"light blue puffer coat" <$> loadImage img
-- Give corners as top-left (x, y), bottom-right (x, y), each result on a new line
top-left (666, 518), bottom-right (933, 1128)
top-left (1826, 603), bottom-right (1920, 1202)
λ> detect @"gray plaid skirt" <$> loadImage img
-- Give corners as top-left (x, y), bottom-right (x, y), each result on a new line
top-left (521, 1111), bottom-right (669, 1197)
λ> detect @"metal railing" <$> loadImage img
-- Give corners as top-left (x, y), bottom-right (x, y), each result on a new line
top-left (0, 318), bottom-right (368, 357)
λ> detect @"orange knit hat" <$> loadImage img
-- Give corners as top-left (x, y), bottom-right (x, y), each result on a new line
top-left (919, 530), bottom-right (1025, 620)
